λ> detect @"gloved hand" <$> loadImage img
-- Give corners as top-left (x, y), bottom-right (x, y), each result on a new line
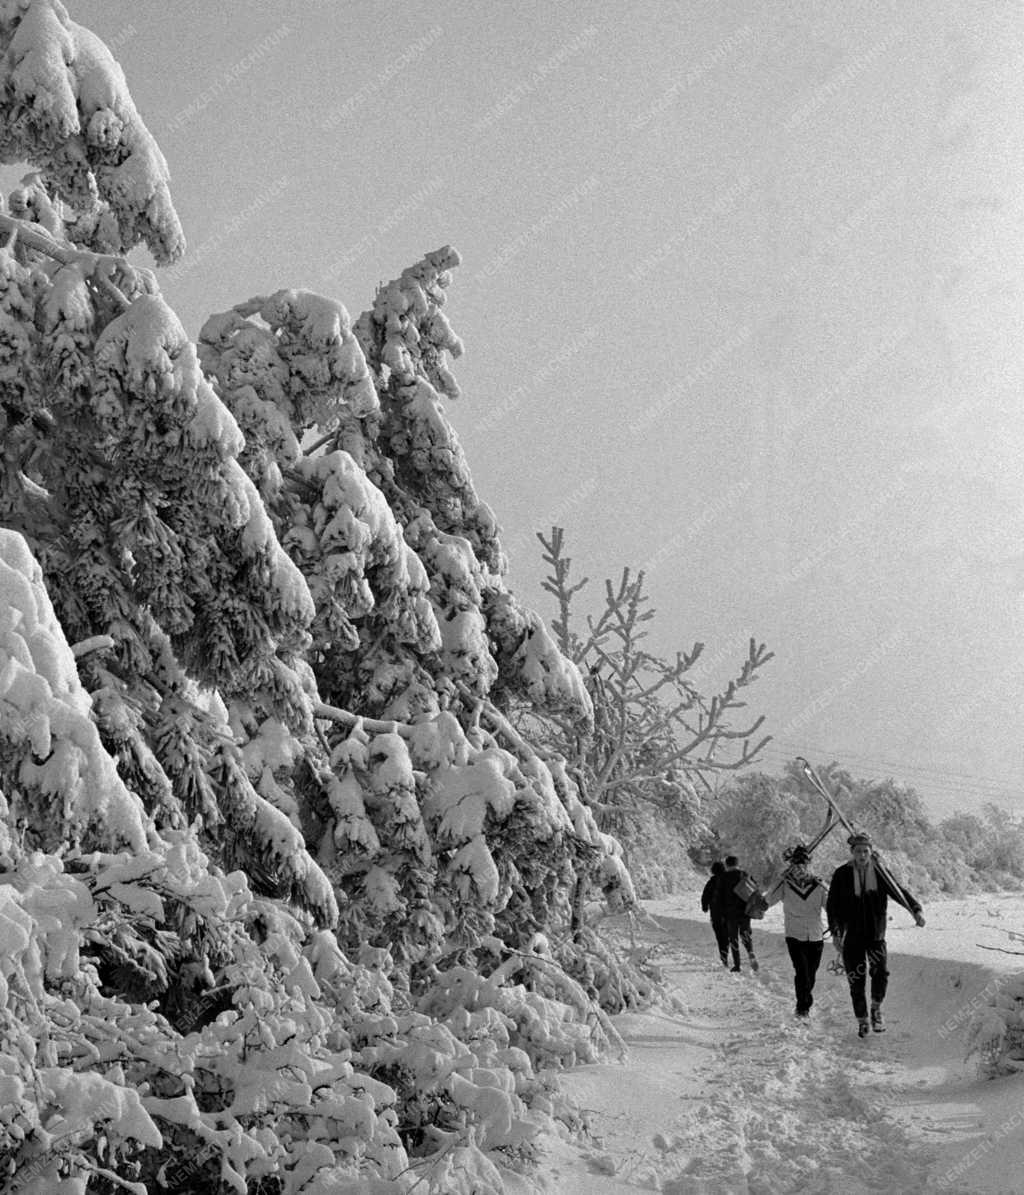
top-left (914, 912), bottom-right (926, 927)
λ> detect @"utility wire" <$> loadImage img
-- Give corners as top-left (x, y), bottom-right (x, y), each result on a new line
top-left (771, 738), bottom-right (1022, 789)
top-left (767, 739), bottom-right (1023, 794)
top-left (749, 742), bottom-right (1022, 807)
top-left (738, 760), bottom-right (1014, 818)
top-left (752, 756), bottom-right (1014, 801)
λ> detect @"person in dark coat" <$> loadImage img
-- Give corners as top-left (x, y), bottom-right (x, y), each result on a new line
top-left (700, 860), bottom-right (730, 967)
top-left (826, 831), bottom-right (926, 1037)
top-left (716, 855), bottom-right (759, 973)
top-left (765, 843), bottom-right (827, 1018)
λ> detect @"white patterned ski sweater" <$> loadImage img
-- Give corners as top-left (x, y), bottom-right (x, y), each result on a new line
top-left (766, 875), bottom-right (828, 941)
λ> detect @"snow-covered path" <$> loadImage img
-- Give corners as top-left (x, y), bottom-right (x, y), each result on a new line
top-left (530, 892), bottom-right (1024, 1194)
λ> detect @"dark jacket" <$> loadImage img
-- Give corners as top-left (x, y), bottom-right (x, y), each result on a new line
top-left (701, 873), bottom-right (728, 919)
top-left (826, 857), bottom-right (922, 942)
top-left (700, 874), bottom-right (719, 916)
top-left (715, 867), bottom-right (753, 922)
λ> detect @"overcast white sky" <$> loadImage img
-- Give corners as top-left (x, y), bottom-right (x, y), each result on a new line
top-left (67, 1), bottom-right (1024, 816)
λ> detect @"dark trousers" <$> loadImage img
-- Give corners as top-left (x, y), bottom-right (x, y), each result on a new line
top-left (841, 937), bottom-right (888, 1019)
top-left (785, 937), bottom-right (824, 1013)
top-left (724, 915), bottom-right (754, 967)
top-left (710, 915), bottom-right (730, 965)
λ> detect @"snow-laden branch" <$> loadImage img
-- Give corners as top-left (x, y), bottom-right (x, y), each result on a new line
top-left (314, 700), bottom-right (412, 738)
top-left (457, 684), bottom-right (558, 763)
top-left (487, 943), bottom-right (628, 1060)
top-left (71, 635), bottom-right (115, 659)
top-left (0, 212), bottom-right (134, 311)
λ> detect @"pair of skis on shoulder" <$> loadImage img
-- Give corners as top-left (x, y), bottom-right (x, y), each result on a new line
top-left (751, 758), bottom-right (842, 912)
top-left (746, 758), bottom-right (903, 921)
top-left (794, 757), bottom-right (905, 898)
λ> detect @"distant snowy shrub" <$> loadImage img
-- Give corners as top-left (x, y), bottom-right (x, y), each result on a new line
top-left (713, 763), bottom-right (1023, 900)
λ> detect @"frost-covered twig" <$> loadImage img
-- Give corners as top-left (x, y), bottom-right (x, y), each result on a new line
top-left (537, 526), bottom-right (589, 657)
top-left (538, 530), bottom-right (772, 797)
top-left (983, 925), bottom-right (1024, 942)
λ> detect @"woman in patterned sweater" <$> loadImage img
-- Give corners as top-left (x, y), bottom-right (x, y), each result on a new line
top-left (766, 844), bottom-right (828, 1018)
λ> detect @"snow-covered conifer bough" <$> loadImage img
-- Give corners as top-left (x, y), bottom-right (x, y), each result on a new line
top-left (0, 3), bottom-right (648, 1192)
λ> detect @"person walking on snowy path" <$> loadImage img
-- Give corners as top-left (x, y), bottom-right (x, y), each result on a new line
top-left (700, 860), bottom-right (730, 967)
top-left (716, 856), bottom-right (759, 973)
top-left (826, 832), bottom-right (926, 1038)
top-left (765, 844), bottom-right (827, 1018)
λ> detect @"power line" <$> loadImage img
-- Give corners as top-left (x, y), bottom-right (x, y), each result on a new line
top-left (750, 742), bottom-right (1022, 805)
top-left (754, 750), bottom-right (1013, 796)
top-left (742, 758), bottom-right (1016, 815)
top-left (754, 742), bottom-right (983, 779)
top-left (768, 738), bottom-right (1023, 794)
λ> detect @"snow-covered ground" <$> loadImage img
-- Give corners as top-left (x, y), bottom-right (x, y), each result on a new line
top-left (525, 889), bottom-right (1024, 1194)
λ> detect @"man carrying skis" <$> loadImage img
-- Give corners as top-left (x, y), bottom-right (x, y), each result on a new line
top-left (765, 844), bottom-right (827, 1018)
top-left (826, 832), bottom-right (926, 1037)
top-left (700, 860), bottom-right (730, 967)
top-left (717, 855), bottom-right (759, 973)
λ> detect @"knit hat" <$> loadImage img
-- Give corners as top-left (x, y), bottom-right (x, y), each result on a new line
top-left (785, 843), bottom-right (811, 864)
top-left (847, 831), bottom-right (872, 848)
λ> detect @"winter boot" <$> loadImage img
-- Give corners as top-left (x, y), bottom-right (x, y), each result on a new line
top-left (730, 964), bottom-right (742, 973)
top-left (870, 1004), bottom-right (886, 1033)
top-left (857, 1018), bottom-right (870, 1038)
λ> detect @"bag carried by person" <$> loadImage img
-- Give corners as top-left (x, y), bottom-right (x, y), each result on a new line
top-left (732, 874), bottom-right (767, 920)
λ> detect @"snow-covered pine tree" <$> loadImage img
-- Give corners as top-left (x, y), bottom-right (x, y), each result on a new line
top-left (197, 249), bottom-right (640, 1003)
top-left (0, 3), bottom-right (642, 1189)
top-left (0, 1), bottom-right (337, 924)
top-left (0, 528), bottom-right (415, 1192)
